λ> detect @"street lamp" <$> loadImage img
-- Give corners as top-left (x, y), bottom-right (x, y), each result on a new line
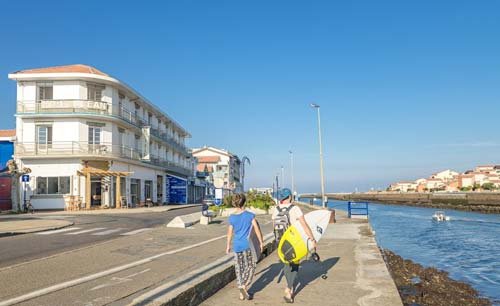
top-left (281, 166), bottom-right (284, 191)
top-left (310, 103), bottom-right (326, 208)
top-left (289, 150), bottom-right (295, 200)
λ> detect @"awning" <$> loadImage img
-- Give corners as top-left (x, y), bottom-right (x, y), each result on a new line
top-left (77, 169), bottom-right (133, 177)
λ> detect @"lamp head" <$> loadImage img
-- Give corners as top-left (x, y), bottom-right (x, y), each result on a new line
top-left (310, 103), bottom-right (320, 108)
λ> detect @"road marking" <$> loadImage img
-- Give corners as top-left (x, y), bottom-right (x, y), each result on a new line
top-left (120, 228), bottom-right (152, 236)
top-left (65, 228), bottom-right (107, 235)
top-left (35, 227), bottom-right (81, 235)
top-left (91, 228), bottom-right (124, 236)
top-left (0, 234), bottom-right (227, 306)
top-left (90, 269), bottom-right (151, 291)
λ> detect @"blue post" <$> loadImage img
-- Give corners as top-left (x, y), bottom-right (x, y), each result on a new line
top-left (348, 201), bottom-right (352, 218)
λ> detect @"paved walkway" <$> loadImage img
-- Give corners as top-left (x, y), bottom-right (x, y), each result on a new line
top-left (0, 204), bottom-right (200, 237)
top-left (202, 207), bottom-right (403, 306)
top-left (0, 218), bottom-right (73, 236)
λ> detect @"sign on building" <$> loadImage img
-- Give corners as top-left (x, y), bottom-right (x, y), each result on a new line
top-left (166, 174), bottom-right (187, 204)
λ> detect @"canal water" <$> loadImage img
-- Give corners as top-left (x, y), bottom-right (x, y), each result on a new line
top-left (300, 198), bottom-right (500, 304)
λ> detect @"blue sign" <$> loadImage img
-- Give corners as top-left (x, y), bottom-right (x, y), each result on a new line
top-left (166, 175), bottom-right (187, 204)
top-left (21, 174), bottom-right (30, 182)
top-left (214, 198), bottom-right (222, 206)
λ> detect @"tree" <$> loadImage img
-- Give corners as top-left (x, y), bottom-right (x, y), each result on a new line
top-left (481, 183), bottom-right (495, 191)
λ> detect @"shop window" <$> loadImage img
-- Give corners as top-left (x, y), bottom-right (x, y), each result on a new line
top-left (36, 176), bottom-right (71, 195)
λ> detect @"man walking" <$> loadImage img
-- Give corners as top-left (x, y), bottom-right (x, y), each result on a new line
top-left (272, 188), bottom-right (317, 303)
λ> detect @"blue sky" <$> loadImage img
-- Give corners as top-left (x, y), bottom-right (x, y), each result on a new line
top-left (1, 1), bottom-right (499, 193)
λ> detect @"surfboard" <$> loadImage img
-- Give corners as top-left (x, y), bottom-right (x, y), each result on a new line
top-left (278, 210), bottom-right (331, 264)
top-left (248, 219), bottom-right (262, 263)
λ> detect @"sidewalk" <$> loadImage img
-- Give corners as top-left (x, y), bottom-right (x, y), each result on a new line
top-left (201, 208), bottom-right (403, 306)
top-left (0, 218), bottom-right (73, 237)
top-left (0, 204), bottom-right (200, 237)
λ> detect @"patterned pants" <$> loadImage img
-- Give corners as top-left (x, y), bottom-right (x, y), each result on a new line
top-left (234, 249), bottom-right (256, 288)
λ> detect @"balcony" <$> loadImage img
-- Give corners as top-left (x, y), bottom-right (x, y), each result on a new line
top-left (149, 128), bottom-right (189, 155)
top-left (15, 141), bottom-right (192, 176)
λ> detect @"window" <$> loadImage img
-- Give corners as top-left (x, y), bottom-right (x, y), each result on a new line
top-left (145, 180), bottom-right (152, 200)
top-left (36, 176), bottom-right (70, 195)
top-left (36, 125), bottom-right (52, 148)
top-left (88, 126), bottom-right (102, 145)
top-left (87, 83), bottom-right (104, 101)
top-left (37, 83), bottom-right (53, 101)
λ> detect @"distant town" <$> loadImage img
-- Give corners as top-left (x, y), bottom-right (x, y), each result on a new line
top-left (387, 165), bottom-right (500, 193)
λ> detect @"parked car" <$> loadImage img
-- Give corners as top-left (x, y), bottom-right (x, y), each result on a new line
top-left (202, 194), bottom-right (215, 206)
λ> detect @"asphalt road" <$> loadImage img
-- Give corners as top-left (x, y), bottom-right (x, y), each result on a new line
top-left (0, 206), bottom-right (201, 269)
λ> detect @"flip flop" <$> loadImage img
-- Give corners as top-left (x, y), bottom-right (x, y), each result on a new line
top-left (239, 288), bottom-right (250, 300)
top-left (283, 295), bottom-right (294, 303)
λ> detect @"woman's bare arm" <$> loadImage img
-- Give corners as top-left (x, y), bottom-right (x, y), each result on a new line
top-left (226, 225), bottom-right (233, 254)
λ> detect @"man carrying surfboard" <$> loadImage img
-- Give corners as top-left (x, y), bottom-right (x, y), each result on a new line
top-left (272, 188), bottom-right (317, 303)
top-left (226, 193), bottom-right (264, 300)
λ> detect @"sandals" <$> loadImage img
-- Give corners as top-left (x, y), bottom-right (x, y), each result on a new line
top-left (283, 295), bottom-right (294, 303)
top-left (239, 287), bottom-right (251, 300)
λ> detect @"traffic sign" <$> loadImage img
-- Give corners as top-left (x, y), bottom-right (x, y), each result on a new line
top-left (21, 174), bottom-right (30, 182)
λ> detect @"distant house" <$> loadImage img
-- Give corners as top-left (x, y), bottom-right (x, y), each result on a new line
top-left (425, 178), bottom-right (445, 190)
top-left (458, 174), bottom-right (475, 188)
top-left (430, 170), bottom-right (459, 182)
top-left (389, 181), bottom-right (417, 192)
top-left (191, 146), bottom-right (242, 193)
top-left (475, 165), bottom-right (496, 174)
top-left (445, 180), bottom-right (459, 192)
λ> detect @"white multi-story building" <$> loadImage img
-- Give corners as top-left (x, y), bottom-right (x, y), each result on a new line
top-left (9, 64), bottom-right (193, 209)
top-left (192, 146), bottom-right (241, 193)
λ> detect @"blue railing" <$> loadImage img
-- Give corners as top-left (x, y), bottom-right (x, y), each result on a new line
top-left (348, 201), bottom-right (369, 218)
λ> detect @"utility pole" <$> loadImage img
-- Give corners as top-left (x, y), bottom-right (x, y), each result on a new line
top-left (310, 103), bottom-right (326, 208)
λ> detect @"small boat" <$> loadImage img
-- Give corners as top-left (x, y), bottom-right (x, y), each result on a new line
top-left (432, 211), bottom-right (450, 222)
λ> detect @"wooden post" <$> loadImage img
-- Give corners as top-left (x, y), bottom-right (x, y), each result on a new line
top-left (86, 172), bottom-right (91, 210)
top-left (116, 175), bottom-right (121, 208)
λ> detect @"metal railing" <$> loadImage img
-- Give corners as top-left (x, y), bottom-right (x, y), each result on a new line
top-left (17, 99), bottom-right (189, 154)
top-left (15, 141), bottom-right (192, 176)
top-left (347, 201), bottom-right (369, 218)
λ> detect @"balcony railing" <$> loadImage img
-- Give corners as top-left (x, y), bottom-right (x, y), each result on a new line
top-left (17, 99), bottom-right (189, 154)
top-left (15, 141), bottom-right (192, 176)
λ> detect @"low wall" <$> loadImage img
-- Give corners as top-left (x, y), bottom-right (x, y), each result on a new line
top-left (301, 193), bottom-right (500, 214)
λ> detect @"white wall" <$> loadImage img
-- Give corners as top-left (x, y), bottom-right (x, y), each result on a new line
top-left (53, 81), bottom-right (81, 100)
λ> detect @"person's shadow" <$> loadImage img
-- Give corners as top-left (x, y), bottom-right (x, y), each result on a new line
top-left (294, 256), bottom-right (340, 295)
top-left (250, 256), bottom-right (340, 297)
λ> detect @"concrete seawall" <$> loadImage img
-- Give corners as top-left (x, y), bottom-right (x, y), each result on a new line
top-left (302, 192), bottom-right (500, 213)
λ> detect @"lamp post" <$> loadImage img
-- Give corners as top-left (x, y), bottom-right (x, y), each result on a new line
top-left (289, 150), bottom-right (295, 200)
top-left (281, 166), bottom-right (284, 190)
top-left (310, 103), bottom-right (326, 208)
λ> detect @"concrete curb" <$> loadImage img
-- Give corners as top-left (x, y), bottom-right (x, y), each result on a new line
top-left (130, 233), bottom-right (277, 306)
top-left (0, 221), bottom-right (75, 238)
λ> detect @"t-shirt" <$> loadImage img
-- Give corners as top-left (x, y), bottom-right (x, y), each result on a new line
top-left (229, 210), bottom-right (255, 253)
top-left (271, 204), bottom-right (303, 226)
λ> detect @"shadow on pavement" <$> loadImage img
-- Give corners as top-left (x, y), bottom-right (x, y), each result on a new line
top-left (295, 256), bottom-right (340, 295)
top-left (250, 261), bottom-right (283, 295)
top-left (249, 256), bottom-right (340, 298)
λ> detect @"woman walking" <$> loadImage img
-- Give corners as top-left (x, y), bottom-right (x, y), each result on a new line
top-left (226, 193), bottom-right (264, 300)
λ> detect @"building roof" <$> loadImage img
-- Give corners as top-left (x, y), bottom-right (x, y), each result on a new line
top-left (0, 130), bottom-right (15, 137)
top-left (196, 163), bottom-right (214, 172)
top-left (192, 146), bottom-right (238, 158)
top-left (13, 64), bottom-right (109, 76)
top-left (196, 156), bottom-right (221, 163)
top-left (476, 165), bottom-right (495, 168)
top-left (397, 181), bottom-right (415, 184)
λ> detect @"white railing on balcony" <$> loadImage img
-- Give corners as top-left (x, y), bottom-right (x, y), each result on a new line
top-left (15, 141), bottom-right (192, 176)
top-left (17, 99), bottom-right (189, 154)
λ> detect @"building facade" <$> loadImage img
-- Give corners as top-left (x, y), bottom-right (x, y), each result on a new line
top-left (10, 64), bottom-right (193, 209)
top-left (192, 146), bottom-right (241, 194)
